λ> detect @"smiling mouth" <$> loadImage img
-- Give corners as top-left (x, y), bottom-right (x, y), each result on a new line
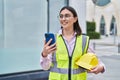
top-left (62, 22), bottom-right (68, 25)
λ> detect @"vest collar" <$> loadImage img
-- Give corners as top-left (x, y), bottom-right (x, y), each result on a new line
top-left (58, 29), bottom-right (77, 37)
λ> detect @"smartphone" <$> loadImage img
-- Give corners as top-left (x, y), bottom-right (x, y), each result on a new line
top-left (45, 33), bottom-right (55, 46)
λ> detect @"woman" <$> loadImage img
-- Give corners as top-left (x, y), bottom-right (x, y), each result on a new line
top-left (41, 6), bottom-right (105, 80)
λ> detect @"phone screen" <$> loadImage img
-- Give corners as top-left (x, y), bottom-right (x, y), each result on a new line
top-left (45, 33), bottom-right (55, 46)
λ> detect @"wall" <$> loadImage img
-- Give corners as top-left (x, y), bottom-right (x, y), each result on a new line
top-left (69, 0), bottom-right (86, 34)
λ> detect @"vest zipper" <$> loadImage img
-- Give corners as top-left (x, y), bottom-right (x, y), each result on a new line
top-left (69, 56), bottom-right (72, 80)
top-left (61, 36), bottom-right (77, 80)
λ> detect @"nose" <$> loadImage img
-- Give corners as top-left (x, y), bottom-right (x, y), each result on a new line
top-left (62, 17), bottom-right (66, 20)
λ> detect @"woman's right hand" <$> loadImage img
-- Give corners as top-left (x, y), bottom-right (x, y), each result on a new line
top-left (42, 39), bottom-right (56, 57)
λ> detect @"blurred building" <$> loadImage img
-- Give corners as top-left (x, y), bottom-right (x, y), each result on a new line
top-left (0, 0), bottom-right (86, 80)
top-left (86, 0), bottom-right (120, 36)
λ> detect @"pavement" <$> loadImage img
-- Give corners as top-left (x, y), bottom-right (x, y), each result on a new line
top-left (87, 35), bottom-right (120, 80)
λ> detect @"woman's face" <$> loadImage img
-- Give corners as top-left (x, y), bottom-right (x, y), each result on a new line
top-left (59, 9), bottom-right (77, 29)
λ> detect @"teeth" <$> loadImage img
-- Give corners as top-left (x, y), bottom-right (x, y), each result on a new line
top-left (63, 23), bottom-right (66, 25)
top-left (62, 22), bottom-right (67, 25)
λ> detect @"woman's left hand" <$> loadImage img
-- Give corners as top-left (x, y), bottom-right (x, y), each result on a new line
top-left (88, 64), bottom-right (104, 74)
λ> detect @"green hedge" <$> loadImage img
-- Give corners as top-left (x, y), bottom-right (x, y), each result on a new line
top-left (87, 21), bottom-right (96, 32)
top-left (86, 21), bottom-right (100, 39)
top-left (87, 32), bottom-right (100, 39)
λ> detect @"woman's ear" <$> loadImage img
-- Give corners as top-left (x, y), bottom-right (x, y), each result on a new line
top-left (74, 17), bottom-right (78, 23)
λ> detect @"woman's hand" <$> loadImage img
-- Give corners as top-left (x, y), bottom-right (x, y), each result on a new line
top-left (42, 39), bottom-right (56, 57)
top-left (88, 64), bottom-right (104, 74)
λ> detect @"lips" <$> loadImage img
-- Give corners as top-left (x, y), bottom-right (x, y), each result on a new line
top-left (62, 21), bottom-right (68, 25)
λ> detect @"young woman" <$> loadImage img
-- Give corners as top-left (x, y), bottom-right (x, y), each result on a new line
top-left (41, 6), bottom-right (105, 80)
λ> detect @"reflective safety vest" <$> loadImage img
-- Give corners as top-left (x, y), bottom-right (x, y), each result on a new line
top-left (49, 34), bottom-right (89, 80)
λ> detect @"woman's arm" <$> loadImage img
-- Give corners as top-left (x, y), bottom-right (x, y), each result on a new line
top-left (40, 53), bottom-right (52, 70)
top-left (40, 39), bottom-right (56, 70)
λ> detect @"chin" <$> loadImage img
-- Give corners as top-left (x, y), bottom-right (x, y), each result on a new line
top-left (62, 25), bottom-right (69, 29)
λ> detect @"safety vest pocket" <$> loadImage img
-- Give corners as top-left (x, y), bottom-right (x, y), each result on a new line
top-left (57, 54), bottom-right (68, 68)
top-left (57, 60), bottom-right (68, 68)
top-left (49, 72), bottom-right (61, 80)
top-left (49, 72), bottom-right (68, 80)
top-left (76, 72), bottom-right (87, 80)
top-left (57, 53), bottom-right (68, 60)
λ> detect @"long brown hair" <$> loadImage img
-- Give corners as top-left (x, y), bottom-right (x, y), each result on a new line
top-left (60, 6), bottom-right (82, 36)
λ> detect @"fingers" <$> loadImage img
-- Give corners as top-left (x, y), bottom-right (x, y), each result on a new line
top-left (48, 46), bottom-right (56, 53)
top-left (46, 38), bottom-right (52, 46)
top-left (88, 66), bottom-right (99, 74)
top-left (43, 41), bottom-right (56, 55)
top-left (45, 43), bottom-right (56, 53)
top-left (50, 42), bottom-right (56, 48)
top-left (44, 39), bottom-right (46, 45)
top-left (42, 38), bottom-right (56, 58)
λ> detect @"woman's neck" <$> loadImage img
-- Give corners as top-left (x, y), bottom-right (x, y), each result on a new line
top-left (63, 28), bottom-right (74, 36)
top-left (62, 28), bottom-right (75, 42)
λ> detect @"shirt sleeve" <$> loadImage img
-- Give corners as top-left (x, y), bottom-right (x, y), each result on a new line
top-left (87, 41), bottom-right (95, 53)
top-left (40, 53), bottom-right (52, 70)
top-left (98, 59), bottom-right (106, 73)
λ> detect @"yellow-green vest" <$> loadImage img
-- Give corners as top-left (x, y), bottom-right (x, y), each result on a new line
top-left (49, 34), bottom-right (89, 80)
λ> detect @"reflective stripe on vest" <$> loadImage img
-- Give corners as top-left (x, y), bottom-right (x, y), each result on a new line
top-left (82, 35), bottom-right (89, 54)
top-left (50, 65), bottom-right (85, 74)
top-left (50, 35), bottom-right (89, 74)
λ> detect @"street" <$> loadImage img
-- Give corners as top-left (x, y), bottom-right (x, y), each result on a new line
top-left (88, 36), bottom-right (120, 80)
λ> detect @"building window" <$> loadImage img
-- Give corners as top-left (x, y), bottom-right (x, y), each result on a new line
top-left (92, 0), bottom-right (111, 6)
top-left (100, 15), bottom-right (105, 35)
